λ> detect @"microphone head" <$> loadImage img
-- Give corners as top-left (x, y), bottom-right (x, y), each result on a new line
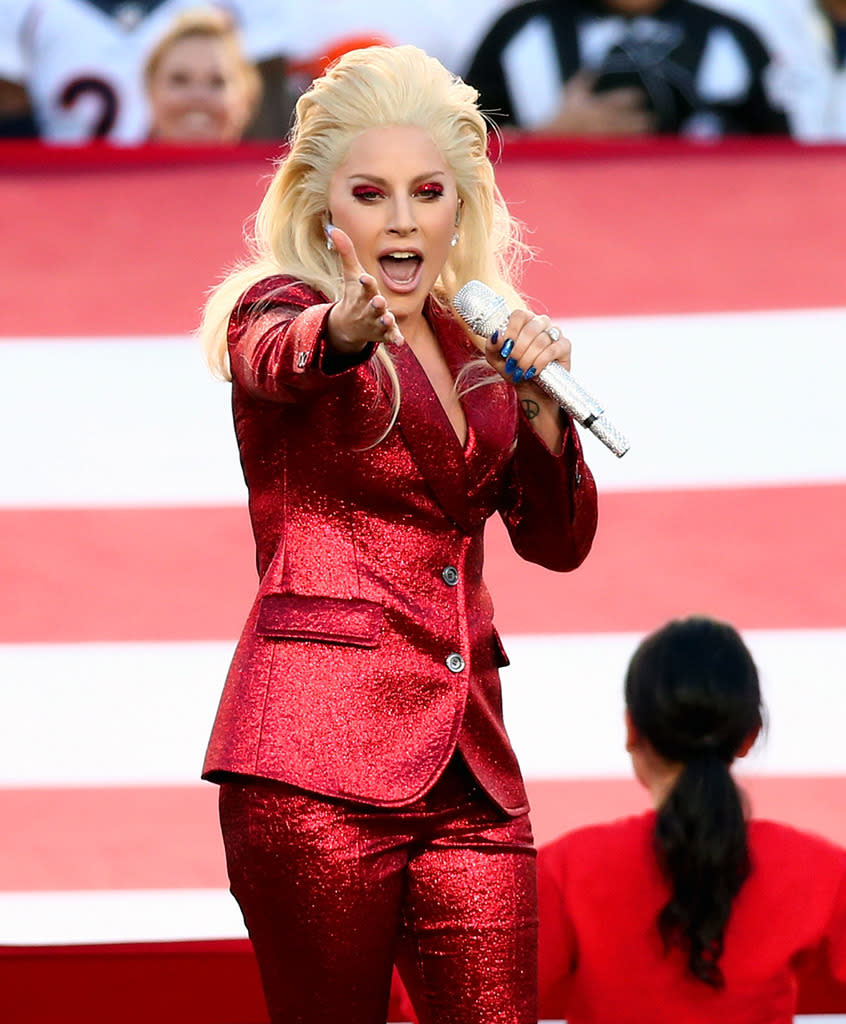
top-left (453, 280), bottom-right (510, 339)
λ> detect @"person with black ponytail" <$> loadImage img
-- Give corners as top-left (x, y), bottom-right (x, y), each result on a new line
top-left (537, 615), bottom-right (846, 1023)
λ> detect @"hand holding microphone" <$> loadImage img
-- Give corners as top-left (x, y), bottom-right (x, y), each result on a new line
top-left (453, 281), bottom-right (630, 457)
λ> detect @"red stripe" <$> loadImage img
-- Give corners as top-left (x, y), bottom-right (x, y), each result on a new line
top-left (487, 482), bottom-right (846, 634)
top-left (499, 147), bottom-right (846, 318)
top-left (2, 484), bottom-right (843, 643)
top-left (2, 776), bottom-right (845, 891)
top-left (0, 936), bottom-right (407, 1023)
top-left (3, 505), bottom-right (256, 642)
top-left (0, 938), bottom-right (271, 1024)
top-left (1, 144), bottom-right (844, 336)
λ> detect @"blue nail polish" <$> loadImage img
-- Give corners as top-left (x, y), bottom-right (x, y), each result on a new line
top-left (525, 366), bottom-right (537, 380)
top-left (504, 356), bottom-right (516, 375)
top-left (491, 330), bottom-right (499, 346)
top-left (500, 338), bottom-right (514, 359)
top-left (512, 367), bottom-right (524, 383)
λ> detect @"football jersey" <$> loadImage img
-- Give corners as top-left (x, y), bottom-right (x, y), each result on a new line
top-left (1, 0), bottom-right (307, 142)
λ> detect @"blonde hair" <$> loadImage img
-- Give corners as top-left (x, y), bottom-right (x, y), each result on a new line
top-left (145, 7), bottom-right (262, 122)
top-left (199, 44), bottom-right (530, 403)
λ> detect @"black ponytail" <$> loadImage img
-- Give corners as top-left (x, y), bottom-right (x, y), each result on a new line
top-left (625, 617), bottom-right (763, 988)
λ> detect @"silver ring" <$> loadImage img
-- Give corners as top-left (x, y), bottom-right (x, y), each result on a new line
top-left (544, 325), bottom-right (561, 342)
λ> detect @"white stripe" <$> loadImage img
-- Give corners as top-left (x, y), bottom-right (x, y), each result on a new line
top-left (0, 641), bottom-right (232, 786)
top-left (567, 306), bottom-right (846, 493)
top-left (0, 336), bottom-right (245, 507)
top-left (1, 630), bottom-right (844, 786)
top-left (1, 307), bottom-right (844, 507)
top-left (0, 888), bottom-right (245, 944)
top-left (500, 628), bottom-right (846, 778)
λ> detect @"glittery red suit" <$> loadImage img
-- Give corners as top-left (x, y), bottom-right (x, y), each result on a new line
top-left (203, 277), bottom-right (598, 1023)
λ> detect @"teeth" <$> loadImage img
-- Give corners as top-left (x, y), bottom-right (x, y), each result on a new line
top-left (386, 252), bottom-right (416, 259)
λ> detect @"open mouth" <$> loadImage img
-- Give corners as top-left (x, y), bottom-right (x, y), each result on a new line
top-left (173, 110), bottom-right (218, 138)
top-left (378, 252), bottom-right (422, 291)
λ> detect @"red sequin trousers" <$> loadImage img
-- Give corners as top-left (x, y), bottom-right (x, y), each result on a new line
top-left (218, 757), bottom-right (538, 1023)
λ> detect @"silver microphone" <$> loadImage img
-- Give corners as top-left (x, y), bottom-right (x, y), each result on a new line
top-left (453, 280), bottom-right (630, 458)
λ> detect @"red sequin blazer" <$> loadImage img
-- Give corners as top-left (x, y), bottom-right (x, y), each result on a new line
top-left (202, 277), bottom-right (598, 814)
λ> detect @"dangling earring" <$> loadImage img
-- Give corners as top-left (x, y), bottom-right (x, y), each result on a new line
top-left (451, 198), bottom-right (462, 248)
top-left (325, 226), bottom-right (335, 251)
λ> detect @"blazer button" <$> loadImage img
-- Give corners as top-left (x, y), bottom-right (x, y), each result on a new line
top-left (441, 565), bottom-right (459, 586)
top-left (445, 653), bottom-right (465, 673)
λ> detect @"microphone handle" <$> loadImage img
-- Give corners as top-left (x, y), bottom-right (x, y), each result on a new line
top-left (535, 360), bottom-right (631, 458)
top-left (451, 283), bottom-right (630, 457)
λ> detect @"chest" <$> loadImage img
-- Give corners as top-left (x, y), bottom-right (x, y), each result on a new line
top-left (405, 336), bottom-right (469, 449)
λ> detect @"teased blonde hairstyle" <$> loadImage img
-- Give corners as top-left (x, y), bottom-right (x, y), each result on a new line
top-left (199, 43), bottom-right (529, 394)
top-left (144, 7), bottom-right (262, 130)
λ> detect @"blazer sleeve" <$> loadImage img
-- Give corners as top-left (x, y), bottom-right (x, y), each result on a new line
top-left (498, 406), bottom-right (598, 572)
top-left (227, 276), bottom-right (376, 402)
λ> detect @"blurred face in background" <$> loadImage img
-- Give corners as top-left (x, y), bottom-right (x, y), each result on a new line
top-left (147, 32), bottom-right (255, 142)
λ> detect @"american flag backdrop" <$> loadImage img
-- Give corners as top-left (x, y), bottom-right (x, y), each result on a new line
top-left (1, 139), bottom-right (845, 1011)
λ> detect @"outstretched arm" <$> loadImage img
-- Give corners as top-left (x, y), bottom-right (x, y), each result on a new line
top-left (228, 227), bottom-right (403, 401)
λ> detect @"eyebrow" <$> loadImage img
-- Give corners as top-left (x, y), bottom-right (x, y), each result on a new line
top-left (347, 171), bottom-right (447, 186)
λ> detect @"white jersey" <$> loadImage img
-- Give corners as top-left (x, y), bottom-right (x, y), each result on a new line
top-left (1, 0), bottom-right (307, 142)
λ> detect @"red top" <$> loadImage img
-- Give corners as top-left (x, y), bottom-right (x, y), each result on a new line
top-left (538, 810), bottom-right (846, 1023)
top-left (202, 277), bottom-right (597, 813)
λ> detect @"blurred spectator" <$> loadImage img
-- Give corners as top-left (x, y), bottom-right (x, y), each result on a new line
top-left (0, 0), bottom-right (307, 143)
top-left (0, 77), bottom-right (36, 137)
top-left (707, 0), bottom-right (846, 139)
top-left (537, 615), bottom-right (846, 1023)
top-left (144, 8), bottom-right (260, 143)
top-left (463, 0), bottom-right (790, 136)
top-left (287, 0), bottom-right (513, 83)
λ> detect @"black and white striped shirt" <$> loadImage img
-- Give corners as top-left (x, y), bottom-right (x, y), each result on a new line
top-left (465, 0), bottom-right (790, 135)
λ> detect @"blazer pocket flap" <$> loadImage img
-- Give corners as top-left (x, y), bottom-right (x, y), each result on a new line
top-left (256, 594), bottom-right (383, 648)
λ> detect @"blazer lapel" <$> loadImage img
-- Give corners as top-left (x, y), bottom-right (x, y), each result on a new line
top-left (435, 309), bottom-right (517, 504)
top-left (391, 305), bottom-right (518, 530)
top-left (391, 334), bottom-right (472, 530)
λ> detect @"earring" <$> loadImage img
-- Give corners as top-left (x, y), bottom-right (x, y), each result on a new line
top-left (325, 223), bottom-right (335, 251)
top-left (451, 201), bottom-right (461, 248)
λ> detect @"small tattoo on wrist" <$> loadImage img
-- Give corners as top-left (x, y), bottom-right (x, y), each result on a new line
top-left (521, 398), bottom-right (540, 420)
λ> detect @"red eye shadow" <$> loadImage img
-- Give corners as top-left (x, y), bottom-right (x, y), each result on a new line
top-left (352, 184), bottom-right (384, 198)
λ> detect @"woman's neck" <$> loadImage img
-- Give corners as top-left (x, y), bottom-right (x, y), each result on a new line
top-left (397, 309), bottom-right (436, 353)
top-left (647, 764), bottom-right (683, 807)
top-left (631, 742), bottom-right (683, 807)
